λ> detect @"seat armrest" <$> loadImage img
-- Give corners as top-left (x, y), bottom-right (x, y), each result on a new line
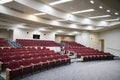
top-left (6, 68), bottom-right (11, 80)
top-left (0, 61), bottom-right (3, 71)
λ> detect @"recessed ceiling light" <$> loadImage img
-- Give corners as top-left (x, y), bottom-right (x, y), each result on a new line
top-left (49, 0), bottom-right (73, 6)
top-left (69, 24), bottom-right (77, 28)
top-left (0, 0), bottom-right (13, 4)
top-left (39, 28), bottom-right (46, 31)
top-left (107, 10), bottom-right (110, 12)
top-left (104, 18), bottom-right (119, 22)
top-left (99, 6), bottom-right (103, 9)
top-left (56, 30), bottom-right (63, 33)
top-left (82, 18), bottom-right (92, 24)
top-left (34, 13), bottom-right (46, 16)
top-left (70, 31), bottom-right (80, 34)
top-left (89, 15), bottom-right (111, 19)
top-left (98, 21), bottom-right (108, 26)
top-left (115, 12), bottom-right (119, 15)
top-left (86, 26), bottom-right (94, 30)
top-left (72, 9), bottom-right (95, 14)
top-left (90, 0), bottom-right (94, 4)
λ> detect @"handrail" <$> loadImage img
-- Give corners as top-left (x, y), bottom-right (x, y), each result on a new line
top-left (107, 47), bottom-right (120, 52)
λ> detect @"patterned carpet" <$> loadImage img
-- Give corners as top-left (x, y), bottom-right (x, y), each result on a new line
top-left (1, 60), bottom-right (120, 80)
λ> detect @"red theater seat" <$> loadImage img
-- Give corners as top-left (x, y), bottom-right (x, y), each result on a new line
top-left (39, 57), bottom-right (49, 69)
top-left (6, 61), bottom-right (22, 80)
top-left (31, 58), bottom-right (42, 71)
top-left (20, 59), bottom-right (33, 75)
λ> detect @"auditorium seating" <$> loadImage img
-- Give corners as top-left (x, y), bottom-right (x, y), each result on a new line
top-left (0, 47), bottom-right (70, 80)
top-left (31, 58), bottom-right (42, 71)
top-left (6, 61), bottom-right (22, 80)
top-left (0, 39), bottom-right (114, 80)
top-left (20, 59), bottom-right (33, 75)
top-left (62, 41), bottom-right (114, 61)
top-left (61, 41), bottom-right (84, 47)
top-left (80, 53), bottom-right (114, 61)
top-left (16, 39), bottom-right (60, 47)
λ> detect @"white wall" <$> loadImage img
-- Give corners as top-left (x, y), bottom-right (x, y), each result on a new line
top-left (13, 28), bottom-right (55, 41)
top-left (75, 31), bottom-right (90, 47)
top-left (0, 28), bottom-right (101, 50)
top-left (89, 32), bottom-right (100, 50)
top-left (100, 27), bottom-right (120, 56)
top-left (75, 31), bottom-right (100, 49)
top-left (55, 35), bottom-right (75, 43)
top-left (9, 30), bottom-right (13, 41)
top-left (0, 29), bottom-right (13, 40)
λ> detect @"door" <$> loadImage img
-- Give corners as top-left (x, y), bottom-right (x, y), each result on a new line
top-left (100, 39), bottom-right (104, 51)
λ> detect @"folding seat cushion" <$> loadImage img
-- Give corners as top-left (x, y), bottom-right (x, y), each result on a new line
top-left (81, 55), bottom-right (89, 61)
top-left (102, 54), bottom-right (108, 60)
top-left (99, 54), bottom-right (105, 60)
top-left (92, 55), bottom-right (97, 60)
top-left (12, 55), bottom-right (22, 61)
top-left (77, 54), bottom-right (81, 58)
top-left (106, 53), bottom-right (114, 60)
top-left (62, 55), bottom-right (70, 64)
top-left (39, 57), bottom-right (49, 69)
top-left (57, 55), bottom-right (66, 65)
top-left (109, 54), bottom-right (114, 59)
top-left (0, 56), bottom-right (13, 70)
top-left (31, 53), bottom-right (40, 58)
top-left (47, 56), bottom-right (56, 68)
top-left (55, 52), bottom-right (60, 55)
top-left (31, 58), bottom-right (42, 71)
top-left (86, 56), bottom-right (91, 61)
top-left (0, 53), bottom-right (3, 71)
top-left (96, 55), bottom-right (101, 60)
top-left (50, 50), bottom-right (55, 53)
top-left (0, 53), bottom-right (3, 60)
top-left (20, 59), bottom-right (33, 75)
top-left (6, 61), bottom-right (22, 80)
top-left (53, 56), bottom-right (61, 66)
top-left (21, 54), bottom-right (31, 59)
top-left (4, 53), bottom-right (15, 57)
top-left (88, 55), bottom-right (93, 61)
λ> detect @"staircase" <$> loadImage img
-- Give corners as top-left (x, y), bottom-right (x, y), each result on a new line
top-left (7, 40), bottom-right (22, 48)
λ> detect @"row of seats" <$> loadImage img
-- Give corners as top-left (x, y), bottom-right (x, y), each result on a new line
top-left (0, 47), bottom-right (66, 70)
top-left (0, 47), bottom-right (49, 52)
top-left (6, 55), bottom-right (70, 80)
top-left (0, 47), bottom-right (70, 80)
top-left (0, 47), bottom-right (54, 53)
top-left (0, 53), bottom-right (61, 70)
top-left (0, 47), bottom-right (53, 58)
top-left (16, 39), bottom-right (60, 47)
top-left (61, 41), bottom-right (84, 47)
top-left (80, 53), bottom-right (114, 61)
top-left (64, 47), bottom-right (99, 53)
top-left (61, 41), bottom-right (114, 61)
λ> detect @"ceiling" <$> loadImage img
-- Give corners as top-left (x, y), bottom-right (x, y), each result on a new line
top-left (0, 0), bottom-right (120, 35)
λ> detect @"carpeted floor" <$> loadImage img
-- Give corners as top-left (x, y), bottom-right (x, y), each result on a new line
top-left (1, 60), bottom-right (120, 80)
top-left (0, 75), bottom-right (4, 80)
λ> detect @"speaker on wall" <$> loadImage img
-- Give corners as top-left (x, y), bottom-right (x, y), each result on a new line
top-left (33, 34), bottom-right (40, 39)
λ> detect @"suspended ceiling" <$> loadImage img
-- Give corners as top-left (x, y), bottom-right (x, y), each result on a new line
top-left (0, 0), bottom-right (120, 34)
